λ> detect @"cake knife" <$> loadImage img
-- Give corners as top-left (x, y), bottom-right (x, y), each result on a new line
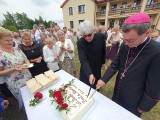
top-left (89, 87), bottom-right (99, 99)
top-left (87, 84), bottom-right (93, 98)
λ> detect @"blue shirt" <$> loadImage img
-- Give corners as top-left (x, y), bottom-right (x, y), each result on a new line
top-left (0, 98), bottom-right (4, 111)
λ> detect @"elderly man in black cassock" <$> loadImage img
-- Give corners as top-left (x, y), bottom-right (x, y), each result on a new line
top-left (77, 20), bottom-right (106, 89)
top-left (96, 12), bottom-right (160, 117)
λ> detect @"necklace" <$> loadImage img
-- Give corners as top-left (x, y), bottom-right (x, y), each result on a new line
top-left (31, 48), bottom-right (34, 53)
top-left (120, 38), bottom-right (151, 79)
top-left (23, 42), bottom-right (34, 52)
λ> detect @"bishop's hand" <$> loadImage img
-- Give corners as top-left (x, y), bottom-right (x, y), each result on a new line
top-left (96, 79), bottom-right (105, 88)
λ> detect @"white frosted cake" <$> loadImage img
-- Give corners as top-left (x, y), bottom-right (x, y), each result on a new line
top-left (26, 70), bottom-right (59, 93)
top-left (49, 80), bottom-right (94, 120)
top-left (26, 78), bottom-right (42, 93)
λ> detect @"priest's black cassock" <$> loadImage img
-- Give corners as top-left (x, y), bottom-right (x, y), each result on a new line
top-left (77, 32), bottom-right (106, 89)
top-left (102, 37), bottom-right (160, 117)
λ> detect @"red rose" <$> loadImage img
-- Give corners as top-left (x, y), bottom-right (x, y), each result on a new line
top-left (34, 92), bottom-right (43, 99)
top-left (56, 96), bottom-right (64, 105)
top-left (53, 90), bottom-right (62, 98)
top-left (61, 103), bottom-right (68, 109)
top-left (61, 89), bottom-right (65, 92)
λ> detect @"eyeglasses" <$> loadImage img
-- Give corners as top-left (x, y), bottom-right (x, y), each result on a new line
top-left (84, 33), bottom-right (92, 38)
top-left (120, 37), bottom-right (137, 44)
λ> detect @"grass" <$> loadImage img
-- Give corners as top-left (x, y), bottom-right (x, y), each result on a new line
top-left (0, 43), bottom-right (160, 120)
top-left (75, 43), bottom-right (160, 120)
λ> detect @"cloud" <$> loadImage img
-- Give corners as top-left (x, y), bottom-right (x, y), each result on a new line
top-left (0, 0), bottom-right (7, 5)
top-left (32, 0), bottom-right (50, 6)
top-left (0, 0), bottom-right (64, 27)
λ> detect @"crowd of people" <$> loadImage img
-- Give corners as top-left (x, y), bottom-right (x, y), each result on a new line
top-left (0, 12), bottom-right (160, 119)
top-left (0, 24), bottom-right (76, 113)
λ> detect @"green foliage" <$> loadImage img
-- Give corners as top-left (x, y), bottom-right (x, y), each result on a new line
top-left (1, 11), bottom-right (51, 31)
top-left (4, 25), bottom-right (18, 32)
top-left (49, 89), bottom-right (54, 97)
top-left (29, 98), bottom-right (40, 107)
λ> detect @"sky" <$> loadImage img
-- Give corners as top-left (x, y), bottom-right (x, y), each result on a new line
top-left (0, 0), bottom-right (64, 27)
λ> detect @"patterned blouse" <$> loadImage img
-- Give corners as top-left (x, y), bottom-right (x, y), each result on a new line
top-left (0, 48), bottom-right (32, 99)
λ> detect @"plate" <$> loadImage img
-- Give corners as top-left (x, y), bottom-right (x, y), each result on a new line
top-left (28, 64), bottom-right (34, 68)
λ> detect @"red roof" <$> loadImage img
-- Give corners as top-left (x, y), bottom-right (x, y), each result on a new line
top-left (60, 0), bottom-right (68, 8)
top-left (95, 0), bottom-right (109, 4)
top-left (60, 0), bottom-right (109, 8)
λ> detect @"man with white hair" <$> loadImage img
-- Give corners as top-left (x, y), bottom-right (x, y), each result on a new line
top-left (77, 20), bottom-right (106, 89)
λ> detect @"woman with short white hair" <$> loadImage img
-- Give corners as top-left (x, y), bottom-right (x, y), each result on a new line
top-left (43, 37), bottom-right (59, 72)
top-left (56, 30), bottom-right (75, 76)
top-left (77, 20), bottom-right (106, 89)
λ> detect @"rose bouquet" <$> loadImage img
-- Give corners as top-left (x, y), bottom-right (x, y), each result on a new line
top-left (29, 92), bottom-right (43, 107)
top-left (49, 89), bottom-right (69, 112)
top-left (49, 80), bottom-right (74, 112)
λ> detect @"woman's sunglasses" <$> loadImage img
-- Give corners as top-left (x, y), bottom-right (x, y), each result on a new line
top-left (84, 33), bottom-right (92, 38)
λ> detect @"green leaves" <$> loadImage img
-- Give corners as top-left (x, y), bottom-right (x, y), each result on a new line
top-left (56, 105), bottom-right (63, 111)
top-left (49, 90), bottom-right (54, 97)
top-left (29, 98), bottom-right (40, 107)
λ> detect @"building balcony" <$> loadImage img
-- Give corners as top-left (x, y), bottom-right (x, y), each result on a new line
top-left (108, 6), bottom-right (141, 16)
top-left (96, 11), bottom-right (106, 17)
top-left (144, 2), bottom-right (160, 12)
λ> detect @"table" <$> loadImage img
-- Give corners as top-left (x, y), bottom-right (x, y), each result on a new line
top-left (20, 70), bottom-right (141, 120)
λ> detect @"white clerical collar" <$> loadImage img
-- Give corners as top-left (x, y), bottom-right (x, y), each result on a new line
top-left (135, 37), bottom-right (148, 47)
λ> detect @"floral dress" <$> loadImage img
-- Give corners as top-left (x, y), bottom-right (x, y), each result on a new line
top-left (0, 48), bottom-right (32, 99)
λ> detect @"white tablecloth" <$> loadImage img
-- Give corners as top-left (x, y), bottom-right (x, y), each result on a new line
top-left (20, 70), bottom-right (141, 120)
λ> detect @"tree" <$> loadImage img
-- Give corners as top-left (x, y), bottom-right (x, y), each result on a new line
top-left (5, 25), bottom-right (18, 32)
top-left (15, 12), bottom-right (31, 29)
top-left (1, 12), bottom-right (52, 31)
top-left (2, 11), bottom-right (17, 31)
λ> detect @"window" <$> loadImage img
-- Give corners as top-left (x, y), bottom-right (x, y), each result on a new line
top-left (70, 21), bottom-right (74, 28)
top-left (69, 7), bottom-right (73, 15)
top-left (147, 0), bottom-right (154, 6)
top-left (121, 2), bottom-right (127, 14)
top-left (109, 19), bottom-right (115, 28)
top-left (119, 18), bottom-right (125, 27)
top-left (111, 4), bottom-right (117, 13)
top-left (78, 5), bottom-right (85, 13)
top-left (100, 21), bottom-right (105, 25)
top-left (101, 6), bottom-right (106, 14)
top-left (133, 0), bottom-right (141, 7)
top-left (79, 20), bottom-right (84, 24)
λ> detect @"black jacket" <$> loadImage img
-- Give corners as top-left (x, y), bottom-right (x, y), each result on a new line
top-left (102, 37), bottom-right (160, 117)
top-left (77, 32), bottom-right (106, 89)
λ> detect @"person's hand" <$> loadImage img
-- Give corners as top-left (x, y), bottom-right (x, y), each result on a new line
top-left (111, 32), bottom-right (116, 35)
top-left (60, 45), bottom-right (65, 51)
top-left (137, 108), bottom-right (144, 113)
top-left (58, 50), bottom-right (64, 56)
top-left (30, 58), bottom-right (38, 63)
top-left (35, 57), bottom-right (42, 63)
top-left (107, 44), bottom-right (112, 47)
top-left (96, 79), bottom-right (105, 88)
top-left (54, 56), bottom-right (58, 61)
top-left (1, 100), bottom-right (9, 109)
top-left (89, 74), bottom-right (95, 85)
top-left (13, 65), bottom-right (23, 72)
top-left (65, 48), bottom-right (73, 53)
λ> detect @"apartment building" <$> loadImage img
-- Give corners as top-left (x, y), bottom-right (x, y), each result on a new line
top-left (60, 0), bottom-right (95, 31)
top-left (60, 0), bottom-right (160, 31)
